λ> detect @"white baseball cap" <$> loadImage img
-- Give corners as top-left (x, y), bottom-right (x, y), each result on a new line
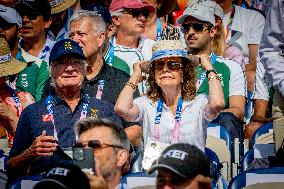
top-left (176, 3), bottom-right (215, 26)
top-left (0, 4), bottom-right (22, 27)
top-left (188, 0), bottom-right (224, 19)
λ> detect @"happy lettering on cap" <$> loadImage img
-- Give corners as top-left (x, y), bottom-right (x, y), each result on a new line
top-left (163, 149), bottom-right (188, 160)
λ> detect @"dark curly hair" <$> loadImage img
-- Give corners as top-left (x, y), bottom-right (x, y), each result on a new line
top-left (147, 57), bottom-right (197, 102)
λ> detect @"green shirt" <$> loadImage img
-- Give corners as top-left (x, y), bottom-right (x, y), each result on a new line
top-left (196, 60), bottom-right (231, 108)
top-left (16, 49), bottom-right (49, 101)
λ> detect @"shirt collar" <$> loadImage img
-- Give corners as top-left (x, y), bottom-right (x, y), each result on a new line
top-left (112, 36), bottom-right (144, 51)
top-left (84, 60), bottom-right (112, 83)
top-left (49, 89), bottom-right (90, 106)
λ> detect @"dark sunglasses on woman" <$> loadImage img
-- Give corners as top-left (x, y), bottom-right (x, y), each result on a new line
top-left (123, 9), bottom-right (150, 18)
top-left (181, 22), bottom-right (213, 33)
top-left (153, 57), bottom-right (185, 71)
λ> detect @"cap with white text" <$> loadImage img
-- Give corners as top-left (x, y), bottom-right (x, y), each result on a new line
top-left (33, 164), bottom-right (90, 189)
top-left (148, 143), bottom-right (211, 178)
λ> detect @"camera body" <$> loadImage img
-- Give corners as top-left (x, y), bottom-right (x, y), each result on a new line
top-left (72, 147), bottom-right (95, 174)
top-left (54, 145), bottom-right (95, 174)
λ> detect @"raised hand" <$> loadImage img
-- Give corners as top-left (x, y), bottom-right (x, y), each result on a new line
top-left (27, 130), bottom-right (58, 158)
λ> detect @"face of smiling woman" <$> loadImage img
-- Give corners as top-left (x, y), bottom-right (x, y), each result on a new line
top-left (154, 57), bottom-right (184, 90)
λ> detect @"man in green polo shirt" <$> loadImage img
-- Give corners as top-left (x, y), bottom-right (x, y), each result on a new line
top-left (0, 4), bottom-right (49, 101)
top-left (177, 2), bottom-right (246, 138)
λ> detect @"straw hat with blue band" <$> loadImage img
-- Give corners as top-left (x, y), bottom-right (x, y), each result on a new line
top-left (151, 40), bottom-right (189, 61)
top-left (0, 37), bottom-right (26, 77)
top-left (141, 40), bottom-right (193, 73)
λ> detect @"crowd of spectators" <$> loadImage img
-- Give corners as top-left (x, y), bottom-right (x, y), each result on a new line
top-left (0, 0), bottom-right (283, 188)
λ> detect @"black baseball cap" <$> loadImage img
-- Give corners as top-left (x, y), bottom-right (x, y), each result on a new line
top-left (148, 143), bottom-right (211, 178)
top-left (33, 164), bottom-right (90, 189)
top-left (84, 4), bottom-right (112, 24)
top-left (49, 39), bottom-right (86, 64)
top-left (15, 0), bottom-right (51, 20)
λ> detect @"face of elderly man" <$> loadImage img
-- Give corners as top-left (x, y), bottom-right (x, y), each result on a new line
top-left (50, 55), bottom-right (85, 89)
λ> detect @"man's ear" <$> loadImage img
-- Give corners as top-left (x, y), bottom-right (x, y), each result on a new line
top-left (97, 32), bottom-right (106, 48)
top-left (112, 16), bottom-right (120, 27)
top-left (44, 18), bottom-right (52, 30)
top-left (116, 149), bottom-right (128, 168)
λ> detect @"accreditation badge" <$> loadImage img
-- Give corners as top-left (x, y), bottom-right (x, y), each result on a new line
top-left (142, 138), bottom-right (169, 170)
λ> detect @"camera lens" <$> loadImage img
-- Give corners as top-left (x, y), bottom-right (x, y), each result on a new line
top-left (73, 148), bottom-right (85, 161)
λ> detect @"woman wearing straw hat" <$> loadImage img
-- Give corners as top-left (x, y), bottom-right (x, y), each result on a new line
top-left (143, 0), bottom-right (180, 41)
top-left (0, 37), bottom-right (34, 147)
top-left (115, 39), bottom-right (224, 170)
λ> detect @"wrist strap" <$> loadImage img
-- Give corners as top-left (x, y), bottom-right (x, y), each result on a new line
top-left (208, 75), bottom-right (221, 81)
top-left (125, 81), bottom-right (137, 90)
top-left (206, 69), bottom-right (217, 78)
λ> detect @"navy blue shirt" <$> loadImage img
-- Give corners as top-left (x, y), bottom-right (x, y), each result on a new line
top-left (9, 92), bottom-right (122, 176)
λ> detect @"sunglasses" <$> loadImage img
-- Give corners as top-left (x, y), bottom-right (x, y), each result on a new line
top-left (181, 22), bottom-right (213, 33)
top-left (123, 9), bottom-right (150, 18)
top-left (18, 10), bottom-right (40, 20)
top-left (153, 58), bottom-right (184, 71)
top-left (73, 140), bottom-right (124, 150)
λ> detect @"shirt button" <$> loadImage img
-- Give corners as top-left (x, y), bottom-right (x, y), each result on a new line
top-left (67, 111), bottom-right (71, 115)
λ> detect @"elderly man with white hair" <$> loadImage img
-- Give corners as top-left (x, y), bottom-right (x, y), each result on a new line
top-left (7, 39), bottom-right (122, 182)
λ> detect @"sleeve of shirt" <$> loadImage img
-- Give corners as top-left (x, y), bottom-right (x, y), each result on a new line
top-left (259, 0), bottom-right (284, 96)
top-left (133, 96), bottom-right (146, 122)
top-left (199, 94), bottom-right (212, 124)
top-left (9, 106), bottom-right (34, 158)
top-left (248, 9), bottom-right (265, 44)
top-left (252, 61), bottom-right (270, 101)
top-left (226, 59), bottom-right (247, 97)
top-left (99, 101), bottom-right (123, 128)
top-left (35, 61), bottom-right (49, 101)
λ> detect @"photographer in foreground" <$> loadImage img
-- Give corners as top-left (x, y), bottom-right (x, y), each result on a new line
top-left (75, 117), bottom-right (130, 189)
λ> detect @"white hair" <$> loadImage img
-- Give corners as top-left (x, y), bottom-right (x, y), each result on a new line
top-left (70, 10), bottom-right (106, 35)
top-left (110, 8), bottom-right (125, 17)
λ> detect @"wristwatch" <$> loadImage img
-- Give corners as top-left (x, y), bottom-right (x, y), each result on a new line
top-left (206, 69), bottom-right (217, 78)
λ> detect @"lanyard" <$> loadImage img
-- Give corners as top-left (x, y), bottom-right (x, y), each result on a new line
top-left (153, 97), bottom-right (183, 143)
top-left (6, 87), bottom-right (22, 117)
top-left (95, 80), bottom-right (105, 100)
top-left (105, 38), bottom-right (114, 65)
top-left (45, 95), bottom-right (89, 141)
top-left (225, 4), bottom-right (235, 40)
top-left (16, 50), bottom-right (21, 60)
top-left (156, 18), bottom-right (162, 41)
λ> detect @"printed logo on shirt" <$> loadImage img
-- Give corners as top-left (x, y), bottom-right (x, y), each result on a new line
top-left (42, 114), bottom-right (53, 122)
top-left (217, 73), bottom-right (224, 86)
top-left (90, 108), bottom-right (98, 118)
top-left (21, 74), bottom-right (29, 87)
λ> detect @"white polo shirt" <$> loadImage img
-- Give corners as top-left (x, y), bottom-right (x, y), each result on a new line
top-left (252, 60), bottom-right (270, 101)
top-left (133, 94), bottom-right (211, 151)
top-left (223, 5), bottom-right (265, 64)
